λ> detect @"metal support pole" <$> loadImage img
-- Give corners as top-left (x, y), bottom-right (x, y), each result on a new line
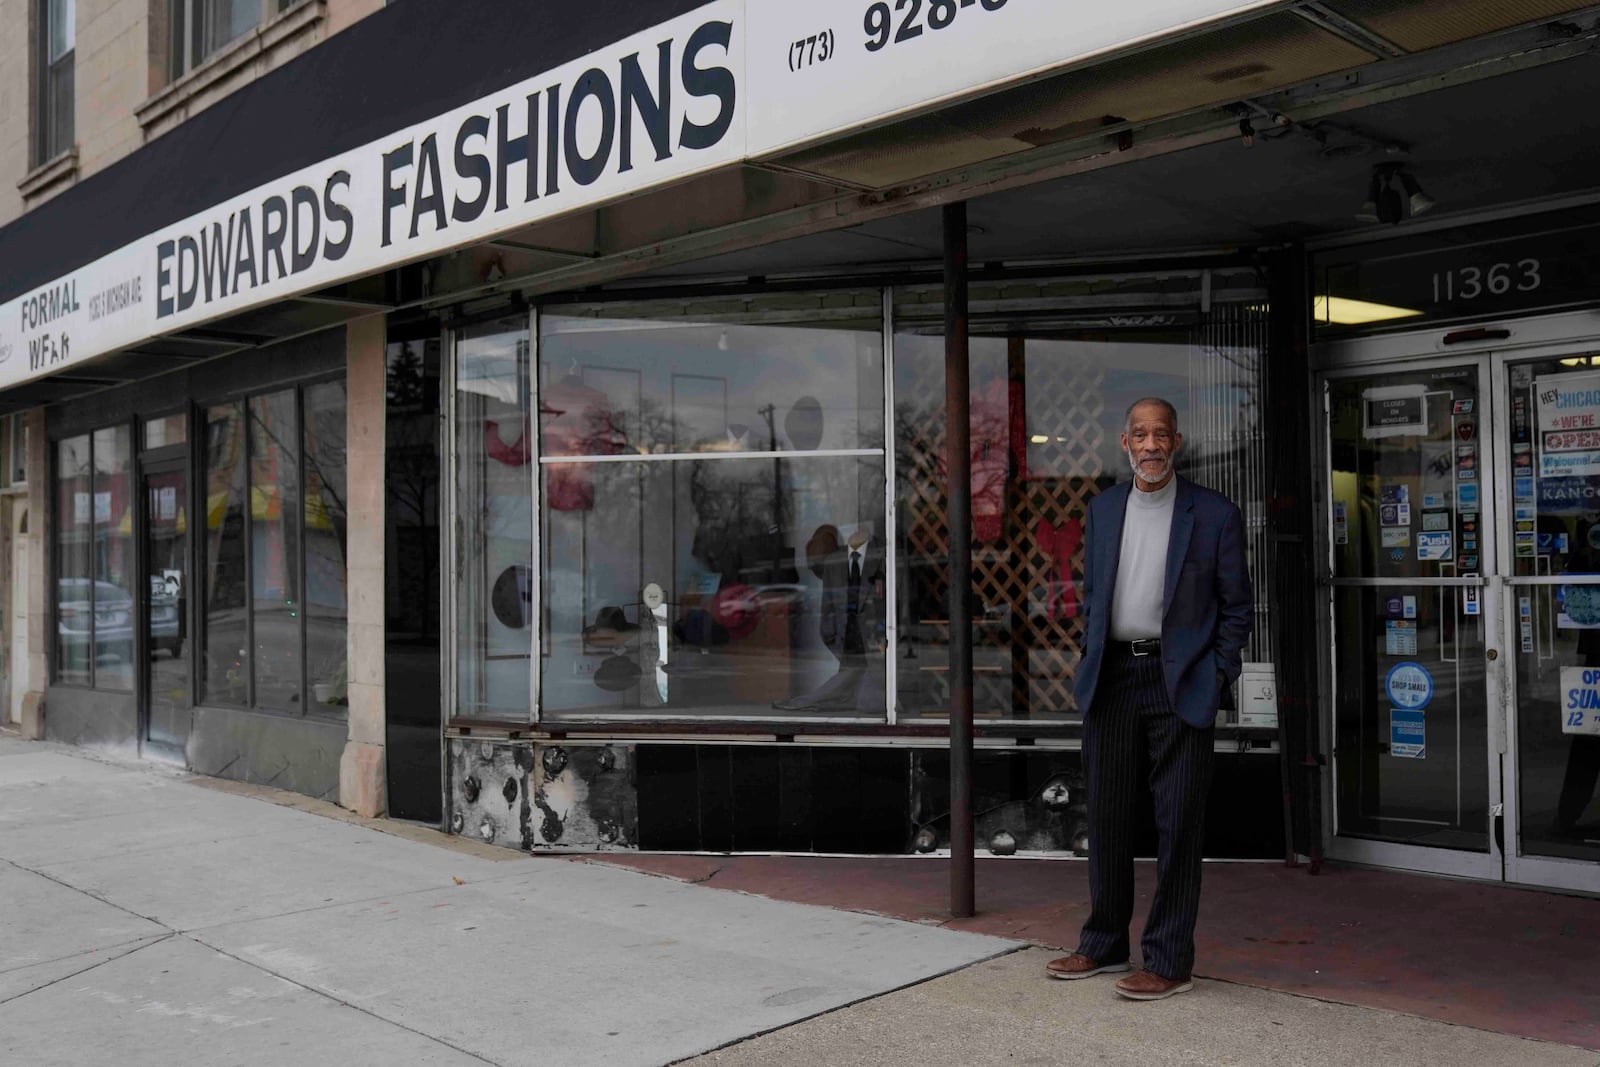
top-left (944, 201), bottom-right (975, 918)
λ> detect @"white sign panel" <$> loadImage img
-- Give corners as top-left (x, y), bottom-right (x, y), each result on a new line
top-left (0, 0), bottom-right (1284, 393)
top-left (0, 2), bottom-right (747, 392)
top-left (745, 0), bottom-right (1277, 155)
top-left (1537, 372), bottom-right (1600, 478)
top-left (1559, 666), bottom-right (1600, 735)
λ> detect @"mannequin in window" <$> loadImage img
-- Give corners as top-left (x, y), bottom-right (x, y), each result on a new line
top-left (774, 523), bottom-right (885, 712)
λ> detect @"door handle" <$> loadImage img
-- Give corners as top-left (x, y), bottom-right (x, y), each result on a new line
top-left (1486, 648), bottom-right (1498, 661)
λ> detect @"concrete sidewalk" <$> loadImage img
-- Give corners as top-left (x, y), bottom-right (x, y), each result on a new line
top-left (3, 738), bottom-right (1594, 1067)
top-left (0, 738), bottom-right (1012, 1066)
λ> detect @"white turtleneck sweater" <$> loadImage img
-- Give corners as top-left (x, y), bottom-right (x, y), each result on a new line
top-left (1110, 477), bottom-right (1176, 641)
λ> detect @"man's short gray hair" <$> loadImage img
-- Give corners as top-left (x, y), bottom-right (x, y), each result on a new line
top-left (1124, 397), bottom-right (1179, 433)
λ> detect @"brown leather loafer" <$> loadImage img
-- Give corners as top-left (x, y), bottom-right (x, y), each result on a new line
top-left (1113, 969), bottom-right (1194, 1000)
top-left (1045, 952), bottom-right (1132, 980)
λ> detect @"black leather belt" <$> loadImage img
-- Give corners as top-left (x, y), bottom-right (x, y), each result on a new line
top-left (1112, 638), bottom-right (1161, 657)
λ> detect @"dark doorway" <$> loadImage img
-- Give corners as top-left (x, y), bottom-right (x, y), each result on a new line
top-left (384, 329), bottom-right (443, 822)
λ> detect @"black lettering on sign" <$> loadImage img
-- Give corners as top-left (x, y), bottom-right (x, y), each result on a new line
top-left (565, 69), bottom-right (616, 188)
top-left (382, 141), bottom-right (414, 248)
top-left (200, 217), bottom-right (235, 301)
top-left (261, 195), bottom-right (289, 283)
top-left (619, 42), bottom-right (672, 173)
top-left (323, 170), bottom-right (353, 261)
top-left (234, 206), bottom-right (259, 291)
top-left (680, 21), bottom-right (735, 151)
top-left (495, 94), bottom-right (539, 212)
top-left (291, 185), bottom-right (320, 275)
top-left (452, 114), bottom-right (492, 223)
top-left (410, 134), bottom-right (447, 239)
top-left (176, 235), bottom-right (199, 313)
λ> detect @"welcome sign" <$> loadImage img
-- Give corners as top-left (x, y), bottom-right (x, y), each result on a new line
top-left (0, 0), bottom-right (1274, 394)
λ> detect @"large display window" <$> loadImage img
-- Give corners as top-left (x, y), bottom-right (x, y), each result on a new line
top-left (52, 426), bottom-right (134, 691)
top-left (891, 282), bottom-right (1274, 721)
top-left (536, 294), bottom-right (887, 721)
top-left (200, 381), bottom-right (348, 712)
top-left (445, 274), bottom-right (1275, 726)
top-left (452, 318), bottom-right (534, 721)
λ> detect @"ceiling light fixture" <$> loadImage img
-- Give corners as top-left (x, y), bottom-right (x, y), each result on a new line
top-left (1356, 163), bottom-right (1436, 225)
top-left (1314, 295), bottom-right (1424, 325)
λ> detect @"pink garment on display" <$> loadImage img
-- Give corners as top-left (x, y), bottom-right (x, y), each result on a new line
top-left (1034, 516), bottom-right (1082, 619)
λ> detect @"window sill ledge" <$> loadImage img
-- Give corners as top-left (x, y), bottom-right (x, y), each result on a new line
top-left (136, 0), bottom-right (326, 135)
top-left (18, 148), bottom-right (79, 202)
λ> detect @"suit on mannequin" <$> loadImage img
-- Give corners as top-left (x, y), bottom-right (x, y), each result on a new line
top-left (774, 528), bottom-right (886, 712)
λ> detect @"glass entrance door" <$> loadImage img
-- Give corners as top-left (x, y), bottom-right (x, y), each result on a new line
top-left (1324, 360), bottom-right (1501, 879)
top-left (143, 460), bottom-right (190, 753)
top-left (1497, 354), bottom-right (1600, 892)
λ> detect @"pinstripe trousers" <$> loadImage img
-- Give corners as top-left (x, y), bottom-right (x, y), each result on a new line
top-left (1075, 649), bottom-right (1214, 980)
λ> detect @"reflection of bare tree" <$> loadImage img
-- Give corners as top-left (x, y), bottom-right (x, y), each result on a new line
top-left (386, 342), bottom-right (439, 639)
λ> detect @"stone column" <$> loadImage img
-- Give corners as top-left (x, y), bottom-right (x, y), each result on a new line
top-left (20, 409), bottom-right (48, 740)
top-left (339, 315), bottom-right (387, 816)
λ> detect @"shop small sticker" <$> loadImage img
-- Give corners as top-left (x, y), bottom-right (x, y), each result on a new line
top-left (1386, 661), bottom-right (1434, 709)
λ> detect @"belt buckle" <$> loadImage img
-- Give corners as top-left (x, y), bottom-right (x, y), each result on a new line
top-left (1130, 639), bottom-right (1157, 657)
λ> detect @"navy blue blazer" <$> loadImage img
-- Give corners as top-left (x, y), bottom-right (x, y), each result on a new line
top-left (1072, 476), bottom-right (1254, 729)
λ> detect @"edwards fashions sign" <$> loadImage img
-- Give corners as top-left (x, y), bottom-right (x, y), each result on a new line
top-left (0, 0), bottom-right (1271, 392)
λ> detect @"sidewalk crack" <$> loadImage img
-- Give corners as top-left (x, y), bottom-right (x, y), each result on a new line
top-left (0, 934), bottom-right (174, 1007)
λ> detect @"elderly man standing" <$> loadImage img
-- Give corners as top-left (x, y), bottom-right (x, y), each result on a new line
top-left (1046, 397), bottom-right (1253, 1001)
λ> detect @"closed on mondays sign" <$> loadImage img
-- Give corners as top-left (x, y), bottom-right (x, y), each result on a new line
top-left (0, 0), bottom-right (1273, 393)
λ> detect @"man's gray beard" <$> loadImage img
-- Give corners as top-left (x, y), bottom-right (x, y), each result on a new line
top-left (1127, 449), bottom-right (1173, 486)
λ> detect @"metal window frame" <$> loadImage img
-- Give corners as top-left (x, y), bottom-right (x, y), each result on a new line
top-left (33, 0), bottom-right (74, 166)
top-left (170, 0), bottom-right (275, 80)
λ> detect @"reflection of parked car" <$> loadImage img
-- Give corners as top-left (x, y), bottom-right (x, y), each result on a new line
top-left (56, 579), bottom-right (134, 663)
top-left (149, 594), bottom-right (183, 657)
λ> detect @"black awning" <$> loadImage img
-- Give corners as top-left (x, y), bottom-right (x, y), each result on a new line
top-left (0, 0), bottom-right (706, 305)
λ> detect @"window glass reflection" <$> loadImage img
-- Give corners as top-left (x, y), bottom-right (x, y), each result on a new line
top-left (892, 296), bottom-right (1271, 721)
top-left (455, 319), bottom-right (532, 720)
top-left (249, 390), bottom-right (301, 710)
top-left (54, 434), bottom-right (92, 686)
top-left (202, 403), bottom-right (249, 704)
top-left (92, 425), bottom-right (134, 691)
top-left (538, 296), bottom-right (886, 720)
top-left (304, 381), bottom-right (348, 707)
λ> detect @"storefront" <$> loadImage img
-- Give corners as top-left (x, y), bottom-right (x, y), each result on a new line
top-left (1, 0), bottom-right (1597, 890)
top-left (442, 270), bottom-right (1283, 854)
